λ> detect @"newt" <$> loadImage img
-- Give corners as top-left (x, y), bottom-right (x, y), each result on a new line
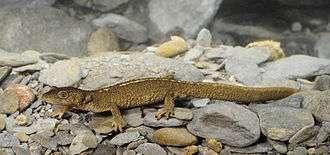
top-left (41, 76), bottom-right (299, 132)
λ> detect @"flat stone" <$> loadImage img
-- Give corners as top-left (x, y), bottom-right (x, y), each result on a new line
top-left (190, 98), bottom-right (210, 107)
top-left (301, 90), bottom-right (330, 122)
top-left (0, 132), bottom-right (20, 147)
top-left (73, 0), bottom-right (130, 12)
top-left (143, 112), bottom-right (184, 127)
top-left (135, 143), bottom-right (167, 155)
top-left (289, 124), bottom-right (318, 144)
top-left (313, 75), bottom-right (330, 91)
top-left (182, 45), bottom-right (204, 62)
top-left (287, 147), bottom-right (308, 155)
top-left (6, 84), bottom-right (35, 112)
top-left (153, 128), bottom-right (197, 146)
top-left (262, 55), bottom-right (330, 80)
top-left (0, 49), bottom-right (39, 67)
top-left (54, 131), bottom-right (74, 145)
top-left (0, 90), bottom-right (19, 114)
top-left (77, 52), bottom-right (203, 90)
top-left (12, 145), bottom-right (30, 155)
top-left (69, 132), bottom-right (98, 155)
top-left (187, 102), bottom-right (260, 147)
top-left (0, 66), bottom-right (11, 83)
top-left (88, 115), bottom-right (115, 134)
top-left (109, 131), bottom-right (141, 146)
top-left (227, 143), bottom-right (273, 154)
top-left (14, 132), bottom-right (29, 142)
top-left (30, 131), bottom-right (57, 150)
top-left (0, 115), bottom-right (6, 131)
top-left (93, 13), bottom-right (148, 43)
top-left (123, 108), bottom-right (143, 127)
top-left (256, 106), bottom-right (314, 141)
top-left (32, 118), bottom-right (58, 133)
top-left (39, 60), bottom-right (82, 87)
top-left (92, 140), bottom-right (116, 155)
top-left (268, 139), bottom-right (288, 154)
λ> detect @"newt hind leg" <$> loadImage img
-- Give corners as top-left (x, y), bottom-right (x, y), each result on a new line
top-left (155, 93), bottom-right (175, 120)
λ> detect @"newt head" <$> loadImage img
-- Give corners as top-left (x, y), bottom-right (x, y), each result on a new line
top-left (41, 87), bottom-right (87, 106)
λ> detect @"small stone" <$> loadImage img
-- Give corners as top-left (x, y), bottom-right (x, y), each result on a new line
top-left (127, 139), bottom-right (148, 150)
top-left (0, 148), bottom-right (14, 155)
top-left (153, 128), bottom-right (197, 146)
top-left (123, 150), bottom-right (136, 155)
top-left (289, 124), bottom-right (318, 144)
top-left (109, 131), bottom-right (141, 146)
top-left (143, 112), bottom-right (184, 127)
top-left (291, 22), bottom-right (302, 32)
top-left (301, 90), bottom-right (330, 122)
top-left (227, 143), bottom-right (273, 154)
top-left (30, 131), bottom-right (57, 150)
top-left (187, 102), bottom-right (260, 147)
top-left (196, 28), bottom-right (212, 47)
top-left (190, 98), bottom-right (210, 107)
top-left (0, 49), bottom-right (39, 67)
top-left (89, 115), bottom-right (115, 134)
top-left (268, 139), bottom-right (287, 154)
top-left (15, 114), bottom-right (27, 126)
top-left (87, 27), bottom-right (119, 55)
top-left (313, 75), bottom-right (330, 91)
top-left (155, 36), bottom-right (188, 58)
top-left (69, 132), bottom-right (98, 154)
top-left (0, 115), bottom-right (5, 131)
top-left (0, 66), bottom-right (11, 83)
top-left (287, 147), bottom-right (307, 155)
top-left (124, 108), bottom-right (143, 127)
top-left (135, 143), bottom-right (167, 155)
top-left (39, 60), bottom-right (82, 87)
top-left (14, 132), bottom-right (29, 142)
top-left (6, 84), bottom-right (35, 111)
top-left (256, 106), bottom-right (314, 141)
top-left (182, 45), bottom-right (204, 62)
top-left (54, 131), bottom-right (74, 145)
top-left (0, 90), bottom-right (19, 114)
top-left (0, 132), bottom-right (20, 147)
top-left (93, 140), bottom-right (116, 155)
top-left (12, 145), bottom-right (30, 155)
top-left (173, 108), bottom-right (193, 120)
top-left (32, 118), bottom-right (58, 133)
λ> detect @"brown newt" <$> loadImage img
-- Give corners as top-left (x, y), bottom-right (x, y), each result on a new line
top-left (41, 76), bottom-right (299, 132)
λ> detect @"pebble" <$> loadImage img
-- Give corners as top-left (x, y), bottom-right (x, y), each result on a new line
top-left (182, 45), bottom-right (204, 62)
top-left (301, 90), bottom-right (330, 122)
top-left (93, 140), bottom-right (116, 155)
top-left (143, 112), bottom-right (184, 127)
top-left (31, 118), bottom-right (58, 133)
top-left (227, 143), bottom-right (273, 154)
top-left (153, 128), bottom-right (197, 146)
top-left (109, 131), bottom-right (142, 146)
top-left (0, 49), bottom-right (39, 67)
top-left (12, 145), bottom-right (30, 155)
top-left (30, 131), bottom-right (57, 150)
top-left (14, 132), bottom-right (29, 142)
top-left (313, 75), bottom-right (330, 91)
top-left (256, 105), bottom-right (314, 141)
top-left (15, 114), bottom-right (27, 126)
top-left (287, 147), bottom-right (308, 155)
top-left (0, 132), bottom-right (20, 147)
top-left (196, 28), bottom-right (212, 47)
top-left (268, 139), bottom-right (288, 154)
top-left (0, 115), bottom-right (5, 131)
top-left (87, 27), bottom-right (119, 54)
top-left (6, 84), bottom-right (35, 111)
top-left (135, 143), bottom-right (167, 155)
top-left (155, 36), bottom-right (188, 58)
top-left (289, 124), bottom-right (319, 144)
top-left (89, 115), bottom-right (115, 134)
top-left (69, 132), bottom-right (98, 155)
top-left (53, 131), bottom-right (74, 145)
top-left (291, 22), bottom-right (302, 32)
top-left (0, 90), bottom-right (19, 114)
top-left (0, 66), bottom-right (11, 83)
top-left (0, 148), bottom-right (14, 155)
top-left (39, 60), bottom-right (83, 87)
top-left (173, 108), bottom-right (193, 120)
top-left (123, 108), bottom-right (143, 127)
top-left (187, 102), bottom-right (260, 147)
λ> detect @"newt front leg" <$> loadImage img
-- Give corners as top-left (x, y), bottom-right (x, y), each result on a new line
top-left (108, 103), bottom-right (125, 132)
top-left (50, 105), bottom-right (70, 119)
top-left (155, 93), bottom-right (175, 120)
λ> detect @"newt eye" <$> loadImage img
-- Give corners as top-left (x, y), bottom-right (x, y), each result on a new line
top-left (57, 91), bottom-right (69, 99)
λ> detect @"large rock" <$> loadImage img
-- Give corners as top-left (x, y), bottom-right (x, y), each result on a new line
top-left (93, 13), bottom-right (148, 43)
top-left (255, 105), bottom-right (314, 141)
top-left (187, 102), bottom-right (260, 147)
top-left (0, 7), bottom-right (93, 57)
top-left (148, 0), bottom-right (222, 41)
top-left (77, 52), bottom-right (203, 90)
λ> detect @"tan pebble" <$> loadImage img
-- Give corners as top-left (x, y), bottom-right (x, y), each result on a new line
top-left (6, 84), bottom-right (35, 112)
top-left (246, 40), bottom-right (285, 61)
top-left (155, 36), bottom-right (188, 58)
top-left (153, 128), bottom-right (197, 146)
top-left (87, 27), bottom-right (119, 55)
top-left (15, 114), bottom-right (27, 126)
top-left (206, 138), bottom-right (222, 153)
top-left (15, 132), bottom-right (29, 142)
top-left (183, 145), bottom-right (198, 155)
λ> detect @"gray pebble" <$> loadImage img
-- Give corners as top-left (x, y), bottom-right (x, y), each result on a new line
top-left (124, 108), bottom-right (143, 127)
top-left (54, 131), bottom-right (74, 145)
top-left (196, 28), bottom-right (212, 47)
top-left (69, 132), bottom-right (98, 155)
top-left (110, 131), bottom-right (142, 146)
top-left (143, 112), bottom-right (184, 127)
top-left (135, 143), bottom-right (166, 155)
top-left (313, 75), bottom-right (330, 91)
top-left (0, 90), bottom-right (19, 114)
top-left (0, 132), bottom-right (20, 147)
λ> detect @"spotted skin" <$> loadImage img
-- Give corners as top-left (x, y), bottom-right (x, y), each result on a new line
top-left (41, 77), bottom-right (299, 132)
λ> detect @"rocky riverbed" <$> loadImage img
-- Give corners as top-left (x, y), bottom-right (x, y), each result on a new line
top-left (0, 28), bottom-right (330, 155)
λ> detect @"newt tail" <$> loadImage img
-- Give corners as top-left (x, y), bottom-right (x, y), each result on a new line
top-left (41, 77), bottom-right (299, 132)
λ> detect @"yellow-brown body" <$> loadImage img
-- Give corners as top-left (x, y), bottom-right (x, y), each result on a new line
top-left (41, 77), bottom-right (299, 131)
